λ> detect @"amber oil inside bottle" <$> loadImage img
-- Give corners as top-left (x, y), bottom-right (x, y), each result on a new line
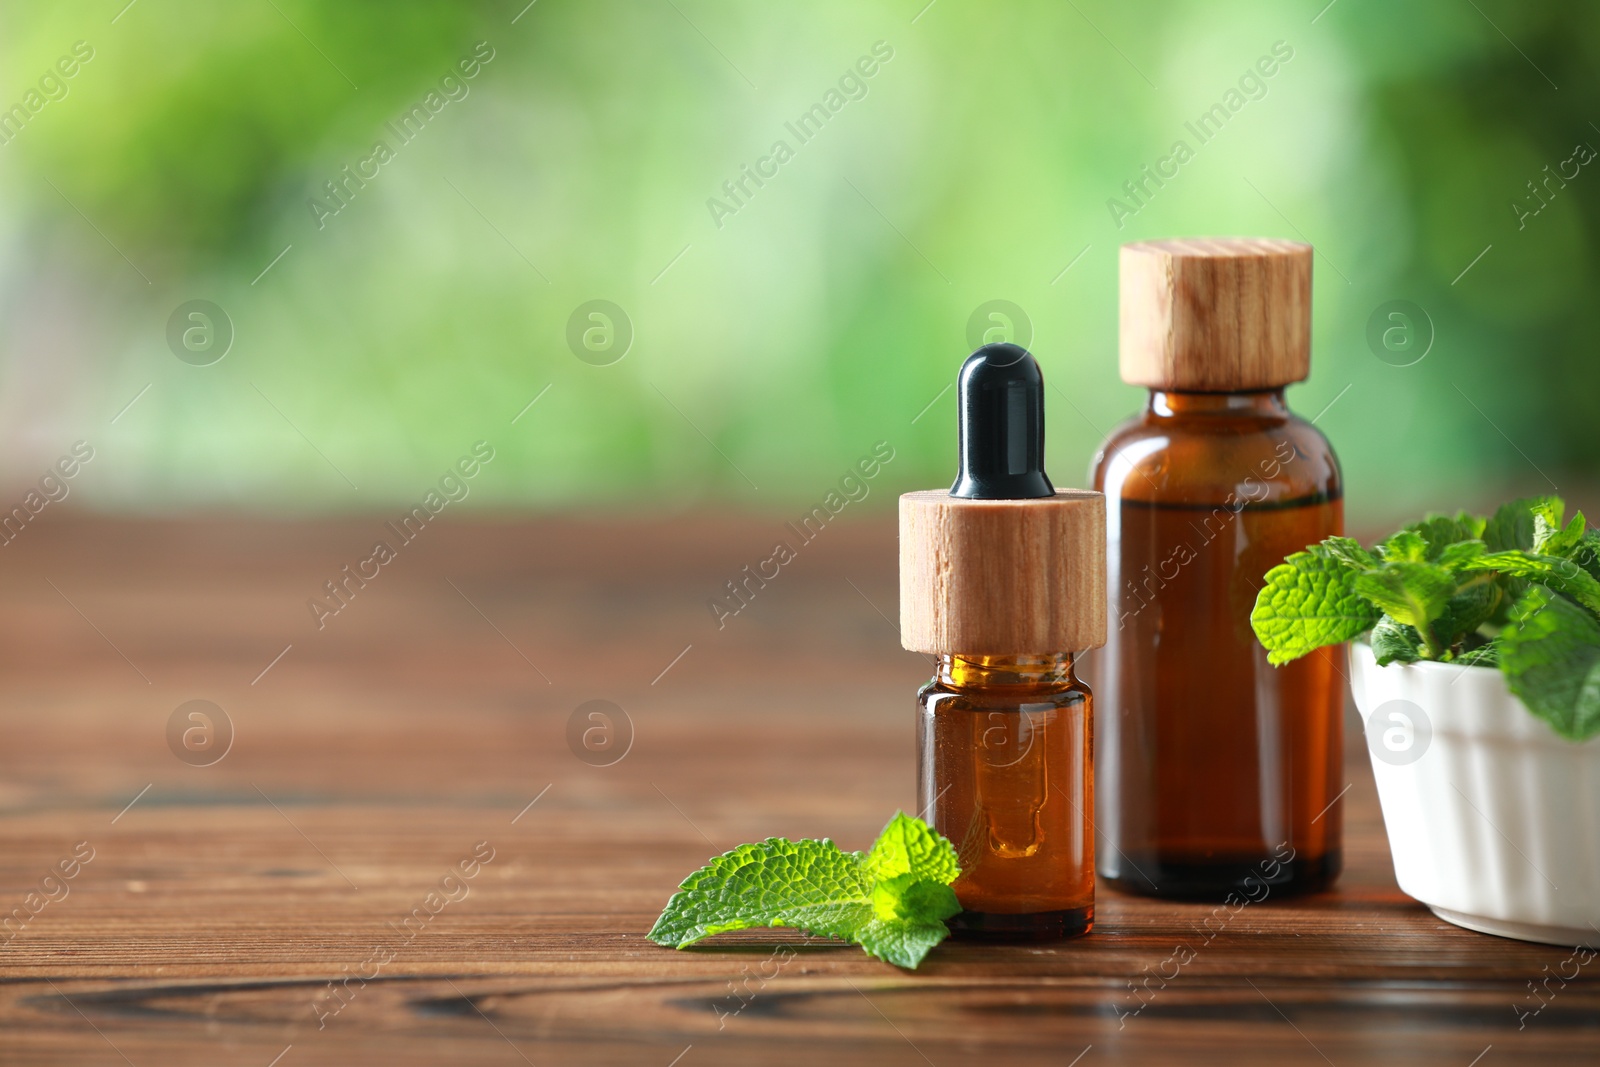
top-left (1092, 388), bottom-right (1343, 900)
top-left (918, 652), bottom-right (1093, 940)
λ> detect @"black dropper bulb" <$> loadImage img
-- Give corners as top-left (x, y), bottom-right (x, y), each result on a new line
top-left (950, 342), bottom-right (1055, 500)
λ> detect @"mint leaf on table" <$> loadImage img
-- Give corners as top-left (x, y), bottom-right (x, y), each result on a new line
top-left (1500, 587), bottom-right (1600, 741)
top-left (647, 813), bottom-right (961, 969)
top-left (647, 837), bottom-right (870, 946)
top-left (864, 811), bottom-right (960, 885)
top-left (1251, 543), bottom-right (1382, 665)
top-left (857, 813), bottom-right (962, 967)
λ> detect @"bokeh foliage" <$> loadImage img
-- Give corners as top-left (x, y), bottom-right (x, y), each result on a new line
top-left (0, 0), bottom-right (1593, 519)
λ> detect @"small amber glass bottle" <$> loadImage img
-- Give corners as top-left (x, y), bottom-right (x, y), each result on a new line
top-left (1092, 238), bottom-right (1344, 900)
top-left (901, 343), bottom-right (1107, 939)
top-left (918, 652), bottom-right (1094, 938)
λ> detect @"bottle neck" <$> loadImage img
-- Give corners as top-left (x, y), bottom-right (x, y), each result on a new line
top-left (1146, 388), bottom-right (1288, 419)
top-left (937, 653), bottom-right (1077, 689)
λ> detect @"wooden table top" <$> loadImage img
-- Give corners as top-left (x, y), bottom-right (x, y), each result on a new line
top-left (1, 514), bottom-right (1595, 1066)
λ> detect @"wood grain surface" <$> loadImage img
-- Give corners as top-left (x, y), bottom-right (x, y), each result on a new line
top-left (0, 514), bottom-right (1596, 1066)
top-left (899, 489), bottom-right (1106, 655)
top-left (1119, 237), bottom-right (1312, 391)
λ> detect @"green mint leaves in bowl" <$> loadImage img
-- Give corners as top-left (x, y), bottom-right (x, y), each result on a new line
top-left (1250, 495), bottom-right (1600, 740)
top-left (647, 812), bottom-right (962, 969)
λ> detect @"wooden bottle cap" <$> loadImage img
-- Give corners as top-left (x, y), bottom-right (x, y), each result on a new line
top-left (1120, 237), bottom-right (1312, 391)
top-left (899, 489), bottom-right (1106, 655)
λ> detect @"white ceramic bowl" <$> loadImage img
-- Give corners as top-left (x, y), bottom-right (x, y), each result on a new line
top-left (1350, 641), bottom-right (1600, 946)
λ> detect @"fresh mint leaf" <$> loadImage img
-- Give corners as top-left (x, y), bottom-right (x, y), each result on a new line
top-left (648, 813), bottom-right (961, 969)
top-left (1352, 562), bottom-right (1456, 654)
top-left (860, 814), bottom-right (963, 966)
top-left (1534, 507), bottom-right (1587, 559)
top-left (865, 811), bottom-right (960, 885)
top-left (1432, 577), bottom-right (1502, 650)
top-left (1529, 499), bottom-right (1569, 553)
top-left (647, 837), bottom-right (870, 948)
top-left (1483, 496), bottom-right (1556, 553)
top-left (1462, 552), bottom-right (1600, 615)
top-left (1576, 532), bottom-right (1600, 582)
top-left (1500, 588), bottom-right (1600, 741)
top-left (1250, 543), bottom-right (1381, 666)
top-left (1321, 536), bottom-right (1379, 571)
top-left (1452, 642), bottom-right (1500, 667)
top-left (1406, 512), bottom-right (1485, 559)
top-left (1378, 529), bottom-right (1430, 563)
top-left (855, 912), bottom-right (952, 970)
top-left (1436, 540), bottom-right (1487, 569)
top-left (1370, 615), bottom-right (1423, 665)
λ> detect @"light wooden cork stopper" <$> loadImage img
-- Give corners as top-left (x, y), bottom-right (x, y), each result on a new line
top-left (899, 489), bottom-right (1106, 655)
top-left (1120, 237), bottom-right (1312, 391)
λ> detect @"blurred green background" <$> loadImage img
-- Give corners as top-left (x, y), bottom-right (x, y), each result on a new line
top-left (0, 0), bottom-right (1594, 523)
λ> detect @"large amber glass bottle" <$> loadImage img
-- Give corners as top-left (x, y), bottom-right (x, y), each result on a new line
top-left (1092, 238), bottom-right (1344, 899)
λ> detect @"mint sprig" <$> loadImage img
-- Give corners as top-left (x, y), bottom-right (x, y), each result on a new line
top-left (1250, 496), bottom-right (1600, 741)
top-left (647, 813), bottom-right (961, 969)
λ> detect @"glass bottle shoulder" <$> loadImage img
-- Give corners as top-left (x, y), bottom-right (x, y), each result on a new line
top-left (1089, 392), bottom-right (1341, 508)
